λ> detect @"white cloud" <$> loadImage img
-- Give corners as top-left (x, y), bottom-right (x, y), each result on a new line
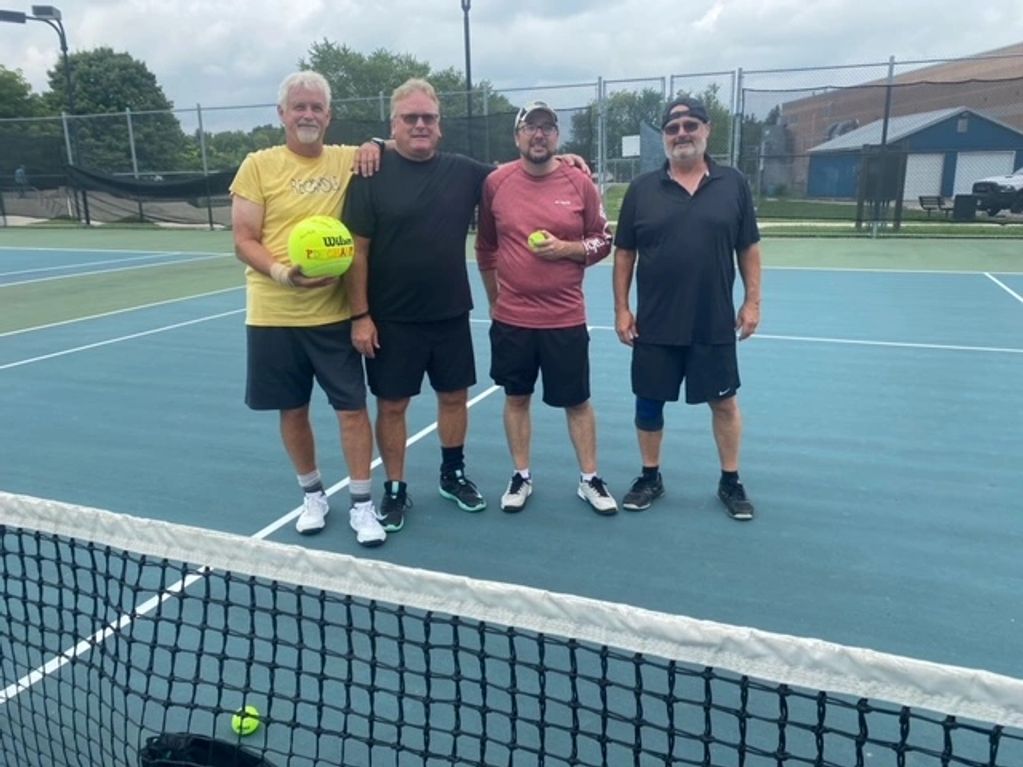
top-left (2, 0), bottom-right (1021, 119)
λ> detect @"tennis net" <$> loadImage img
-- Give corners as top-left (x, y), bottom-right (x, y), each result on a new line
top-left (2, 490), bottom-right (1021, 767)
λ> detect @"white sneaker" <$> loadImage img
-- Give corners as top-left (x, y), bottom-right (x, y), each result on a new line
top-left (500, 473), bottom-right (533, 513)
top-left (349, 502), bottom-right (387, 547)
top-left (296, 492), bottom-right (329, 534)
top-left (577, 476), bottom-right (618, 516)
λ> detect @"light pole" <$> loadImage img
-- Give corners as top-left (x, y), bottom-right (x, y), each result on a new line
top-left (0, 5), bottom-right (74, 117)
top-left (1, 4), bottom-right (82, 220)
top-left (461, 0), bottom-right (473, 155)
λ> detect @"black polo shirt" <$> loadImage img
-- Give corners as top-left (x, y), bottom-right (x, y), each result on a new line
top-left (343, 151), bottom-right (492, 322)
top-left (614, 158), bottom-right (760, 345)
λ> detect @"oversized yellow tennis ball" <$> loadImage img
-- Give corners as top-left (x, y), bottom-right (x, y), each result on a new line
top-left (231, 704), bottom-right (261, 736)
top-left (527, 230), bottom-right (547, 250)
top-left (287, 215), bottom-right (355, 278)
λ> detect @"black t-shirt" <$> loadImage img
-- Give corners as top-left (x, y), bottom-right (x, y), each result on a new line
top-left (614, 159), bottom-right (760, 345)
top-left (343, 151), bottom-right (493, 322)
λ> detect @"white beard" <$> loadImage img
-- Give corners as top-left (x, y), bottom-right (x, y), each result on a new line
top-left (295, 125), bottom-right (321, 144)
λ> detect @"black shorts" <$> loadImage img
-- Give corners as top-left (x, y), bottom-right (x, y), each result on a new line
top-left (631, 341), bottom-right (740, 405)
top-left (367, 314), bottom-right (476, 399)
top-left (246, 322), bottom-right (366, 412)
top-left (489, 320), bottom-right (590, 408)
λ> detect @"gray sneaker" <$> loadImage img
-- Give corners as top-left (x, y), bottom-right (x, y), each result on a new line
top-left (577, 476), bottom-right (617, 516)
top-left (500, 473), bottom-right (533, 513)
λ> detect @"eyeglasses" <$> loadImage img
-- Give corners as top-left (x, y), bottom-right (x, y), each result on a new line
top-left (398, 113), bottom-right (439, 126)
top-left (663, 119), bottom-right (703, 136)
top-left (518, 123), bottom-right (558, 137)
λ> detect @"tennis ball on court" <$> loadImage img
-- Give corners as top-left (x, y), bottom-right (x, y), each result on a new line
top-left (287, 215), bottom-right (355, 278)
top-left (527, 230), bottom-right (547, 250)
top-left (231, 704), bottom-right (261, 736)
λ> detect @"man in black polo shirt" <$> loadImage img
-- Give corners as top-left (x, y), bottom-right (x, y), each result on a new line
top-left (612, 96), bottom-right (762, 520)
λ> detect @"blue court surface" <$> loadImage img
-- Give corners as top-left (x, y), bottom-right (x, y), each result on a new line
top-left (1, 241), bottom-right (1021, 688)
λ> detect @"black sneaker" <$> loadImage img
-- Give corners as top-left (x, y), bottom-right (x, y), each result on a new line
top-left (621, 473), bottom-right (664, 511)
top-left (718, 481), bottom-right (754, 521)
top-left (378, 480), bottom-right (412, 532)
top-left (439, 469), bottom-right (487, 512)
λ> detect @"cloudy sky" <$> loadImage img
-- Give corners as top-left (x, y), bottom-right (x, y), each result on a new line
top-left (3, 0), bottom-right (1021, 116)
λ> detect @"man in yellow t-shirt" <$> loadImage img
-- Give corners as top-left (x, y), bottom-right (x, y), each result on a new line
top-left (230, 70), bottom-right (386, 547)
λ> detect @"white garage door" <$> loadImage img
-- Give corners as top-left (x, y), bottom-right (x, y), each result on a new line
top-left (903, 153), bottom-right (944, 201)
top-left (953, 151), bottom-right (1016, 195)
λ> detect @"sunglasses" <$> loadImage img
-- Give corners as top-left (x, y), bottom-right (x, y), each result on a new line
top-left (663, 119), bottom-right (703, 136)
top-left (398, 112), bottom-right (439, 126)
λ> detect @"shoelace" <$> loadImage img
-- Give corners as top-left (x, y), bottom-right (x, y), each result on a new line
top-left (588, 477), bottom-right (611, 497)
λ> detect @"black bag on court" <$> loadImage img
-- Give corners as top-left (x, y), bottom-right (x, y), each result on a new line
top-left (138, 733), bottom-right (277, 767)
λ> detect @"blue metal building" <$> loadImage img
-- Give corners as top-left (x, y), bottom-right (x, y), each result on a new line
top-left (806, 107), bottom-right (1023, 200)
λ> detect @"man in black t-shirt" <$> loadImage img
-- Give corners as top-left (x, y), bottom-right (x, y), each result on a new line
top-left (344, 78), bottom-right (494, 531)
top-left (612, 96), bottom-right (762, 521)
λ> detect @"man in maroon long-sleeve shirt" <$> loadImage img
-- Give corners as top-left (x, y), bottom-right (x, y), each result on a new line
top-left (477, 101), bottom-right (617, 516)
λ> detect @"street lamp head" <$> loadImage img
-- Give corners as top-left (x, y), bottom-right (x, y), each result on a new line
top-left (31, 4), bottom-right (61, 20)
top-left (0, 10), bottom-right (29, 23)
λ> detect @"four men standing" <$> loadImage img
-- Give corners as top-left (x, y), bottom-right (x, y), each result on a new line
top-left (233, 75), bottom-right (761, 544)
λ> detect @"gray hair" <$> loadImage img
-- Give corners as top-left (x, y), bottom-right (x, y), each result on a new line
top-left (390, 78), bottom-right (439, 119)
top-left (277, 71), bottom-right (331, 110)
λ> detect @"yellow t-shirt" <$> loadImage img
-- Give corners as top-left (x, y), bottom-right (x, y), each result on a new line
top-left (230, 144), bottom-right (357, 326)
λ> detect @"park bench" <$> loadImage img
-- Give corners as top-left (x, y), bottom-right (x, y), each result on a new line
top-left (918, 195), bottom-right (952, 218)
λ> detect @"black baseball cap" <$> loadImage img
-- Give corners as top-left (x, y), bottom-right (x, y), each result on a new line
top-left (661, 96), bottom-right (710, 128)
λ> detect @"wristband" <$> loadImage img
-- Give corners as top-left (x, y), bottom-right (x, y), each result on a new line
top-left (269, 262), bottom-right (294, 287)
top-left (370, 138), bottom-right (386, 150)
top-left (349, 311), bottom-right (370, 321)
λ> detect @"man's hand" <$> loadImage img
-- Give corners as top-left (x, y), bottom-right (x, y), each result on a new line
top-left (529, 231), bottom-right (580, 262)
top-left (736, 300), bottom-right (760, 341)
top-left (615, 307), bottom-right (638, 347)
top-left (354, 141), bottom-right (383, 177)
top-left (555, 153), bottom-right (591, 175)
top-left (351, 315), bottom-right (379, 358)
top-left (271, 262), bottom-right (337, 289)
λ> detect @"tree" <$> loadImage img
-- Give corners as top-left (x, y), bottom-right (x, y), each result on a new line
top-left (1, 66), bottom-right (65, 180)
top-left (0, 66), bottom-right (44, 118)
top-left (300, 41), bottom-right (516, 161)
top-left (200, 124), bottom-right (284, 169)
top-left (45, 47), bottom-right (191, 173)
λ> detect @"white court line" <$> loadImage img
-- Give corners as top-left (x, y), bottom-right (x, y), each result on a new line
top-left (985, 272), bottom-right (1023, 305)
top-left (0, 245), bottom-right (227, 256)
top-left (1, 383), bottom-right (503, 704)
top-left (572, 322), bottom-right (1023, 355)
top-left (1, 286), bottom-right (244, 338)
top-left (0, 253), bottom-right (229, 288)
top-left (0, 251), bottom-right (184, 278)
top-left (0, 309), bottom-right (244, 370)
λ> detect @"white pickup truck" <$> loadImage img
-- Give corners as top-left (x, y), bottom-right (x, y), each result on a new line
top-left (971, 166), bottom-right (1023, 216)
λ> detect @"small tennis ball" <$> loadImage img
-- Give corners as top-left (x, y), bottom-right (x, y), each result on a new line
top-left (287, 215), bottom-right (355, 278)
top-left (527, 230), bottom-right (547, 250)
top-left (231, 704), bottom-right (261, 736)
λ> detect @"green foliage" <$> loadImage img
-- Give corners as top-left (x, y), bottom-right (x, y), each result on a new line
top-left (43, 47), bottom-right (191, 173)
top-left (300, 41), bottom-right (515, 160)
top-left (563, 83), bottom-right (738, 165)
top-left (200, 124), bottom-right (284, 169)
top-left (0, 66), bottom-right (44, 118)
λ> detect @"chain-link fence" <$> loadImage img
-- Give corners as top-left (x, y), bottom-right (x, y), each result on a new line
top-left (3, 52), bottom-right (1021, 233)
top-left (738, 54), bottom-right (1023, 230)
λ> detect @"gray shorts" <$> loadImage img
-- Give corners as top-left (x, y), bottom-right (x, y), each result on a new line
top-left (245, 322), bottom-right (366, 411)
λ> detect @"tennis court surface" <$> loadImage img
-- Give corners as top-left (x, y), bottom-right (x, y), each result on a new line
top-left (2, 230), bottom-right (1021, 765)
